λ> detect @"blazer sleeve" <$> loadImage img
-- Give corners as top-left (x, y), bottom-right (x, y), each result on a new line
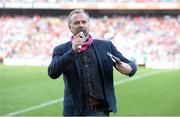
top-left (48, 45), bottom-right (77, 79)
top-left (109, 41), bottom-right (137, 77)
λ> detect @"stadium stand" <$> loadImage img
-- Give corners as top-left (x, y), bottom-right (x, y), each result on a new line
top-left (0, 0), bottom-right (179, 10)
top-left (0, 0), bottom-right (179, 68)
top-left (0, 15), bottom-right (179, 67)
top-left (0, 0), bottom-right (179, 2)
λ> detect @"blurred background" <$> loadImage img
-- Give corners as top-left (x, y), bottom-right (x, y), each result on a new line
top-left (0, 0), bottom-right (179, 68)
top-left (0, 0), bottom-right (180, 116)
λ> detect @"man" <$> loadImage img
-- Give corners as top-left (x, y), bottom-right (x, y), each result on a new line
top-left (48, 9), bottom-right (137, 116)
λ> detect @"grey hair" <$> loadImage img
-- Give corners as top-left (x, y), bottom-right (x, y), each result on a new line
top-left (67, 9), bottom-right (89, 24)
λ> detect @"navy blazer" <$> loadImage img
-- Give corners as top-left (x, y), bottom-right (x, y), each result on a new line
top-left (48, 39), bottom-right (137, 115)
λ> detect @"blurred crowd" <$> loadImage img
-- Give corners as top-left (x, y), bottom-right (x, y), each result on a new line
top-left (0, 0), bottom-right (179, 3)
top-left (0, 15), bottom-right (180, 63)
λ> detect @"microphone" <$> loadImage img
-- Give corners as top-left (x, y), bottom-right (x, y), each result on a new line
top-left (78, 29), bottom-right (86, 49)
top-left (80, 31), bottom-right (84, 39)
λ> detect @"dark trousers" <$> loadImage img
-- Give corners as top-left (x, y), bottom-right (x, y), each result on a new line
top-left (81, 109), bottom-right (109, 116)
top-left (81, 98), bottom-right (109, 116)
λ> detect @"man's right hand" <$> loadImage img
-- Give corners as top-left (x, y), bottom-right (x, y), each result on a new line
top-left (72, 32), bottom-right (85, 52)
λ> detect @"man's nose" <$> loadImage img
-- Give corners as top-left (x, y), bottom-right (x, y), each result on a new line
top-left (79, 22), bottom-right (84, 27)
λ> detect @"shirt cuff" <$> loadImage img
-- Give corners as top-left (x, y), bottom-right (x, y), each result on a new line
top-left (128, 62), bottom-right (137, 77)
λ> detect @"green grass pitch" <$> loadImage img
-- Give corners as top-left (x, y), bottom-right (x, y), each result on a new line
top-left (0, 65), bottom-right (180, 116)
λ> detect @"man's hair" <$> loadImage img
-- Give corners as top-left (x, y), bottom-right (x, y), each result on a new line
top-left (67, 9), bottom-right (89, 24)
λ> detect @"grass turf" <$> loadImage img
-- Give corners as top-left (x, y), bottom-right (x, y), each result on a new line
top-left (0, 65), bottom-right (179, 116)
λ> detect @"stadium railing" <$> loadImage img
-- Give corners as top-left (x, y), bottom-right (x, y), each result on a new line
top-left (0, 1), bottom-right (180, 10)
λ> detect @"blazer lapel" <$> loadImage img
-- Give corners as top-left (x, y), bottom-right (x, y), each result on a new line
top-left (74, 57), bottom-right (81, 76)
top-left (93, 41), bottom-right (106, 78)
top-left (73, 54), bottom-right (82, 97)
top-left (68, 42), bottom-right (81, 78)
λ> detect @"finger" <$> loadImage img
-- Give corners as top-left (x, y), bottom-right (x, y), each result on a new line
top-left (72, 39), bottom-right (83, 45)
top-left (73, 42), bottom-right (83, 48)
top-left (79, 42), bottom-right (83, 45)
top-left (74, 32), bottom-right (82, 39)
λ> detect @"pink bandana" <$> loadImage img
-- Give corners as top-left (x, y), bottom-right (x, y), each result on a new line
top-left (71, 34), bottom-right (93, 52)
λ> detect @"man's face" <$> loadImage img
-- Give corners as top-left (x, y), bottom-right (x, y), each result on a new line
top-left (68, 12), bottom-right (90, 36)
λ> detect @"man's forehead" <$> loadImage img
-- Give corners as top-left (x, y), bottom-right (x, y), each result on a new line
top-left (70, 12), bottom-right (88, 21)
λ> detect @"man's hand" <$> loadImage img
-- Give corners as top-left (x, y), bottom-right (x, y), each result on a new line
top-left (72, 32), bottom-right (85, 52)
top-left (116, 62), bottom-right (132, 75)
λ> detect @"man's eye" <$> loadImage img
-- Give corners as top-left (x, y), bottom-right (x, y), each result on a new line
top-left (74, 22), bottom-right (79, 25)
top-left (82, 21), bottom-right (87, 24)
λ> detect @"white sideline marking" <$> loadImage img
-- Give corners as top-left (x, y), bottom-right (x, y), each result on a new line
top-left (5, 70), bottom-right (165, 116)
top-left (114, 70), bottom-right (164, 86)
top-left (5, 98), bottom-right (63, 116)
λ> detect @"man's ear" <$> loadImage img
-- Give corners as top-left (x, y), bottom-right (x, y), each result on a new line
top-left (69, 25), bottom-right (72, 32)
top-left (68, 24), bottom-right (71, 30)
top-left (68, 24), bottom-right (73, 34)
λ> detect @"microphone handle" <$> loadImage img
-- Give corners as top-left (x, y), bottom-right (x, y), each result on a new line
top-left (78, 31), bottom-right (84, 49)
top-left (78, 45), bottom-right (82, 49)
